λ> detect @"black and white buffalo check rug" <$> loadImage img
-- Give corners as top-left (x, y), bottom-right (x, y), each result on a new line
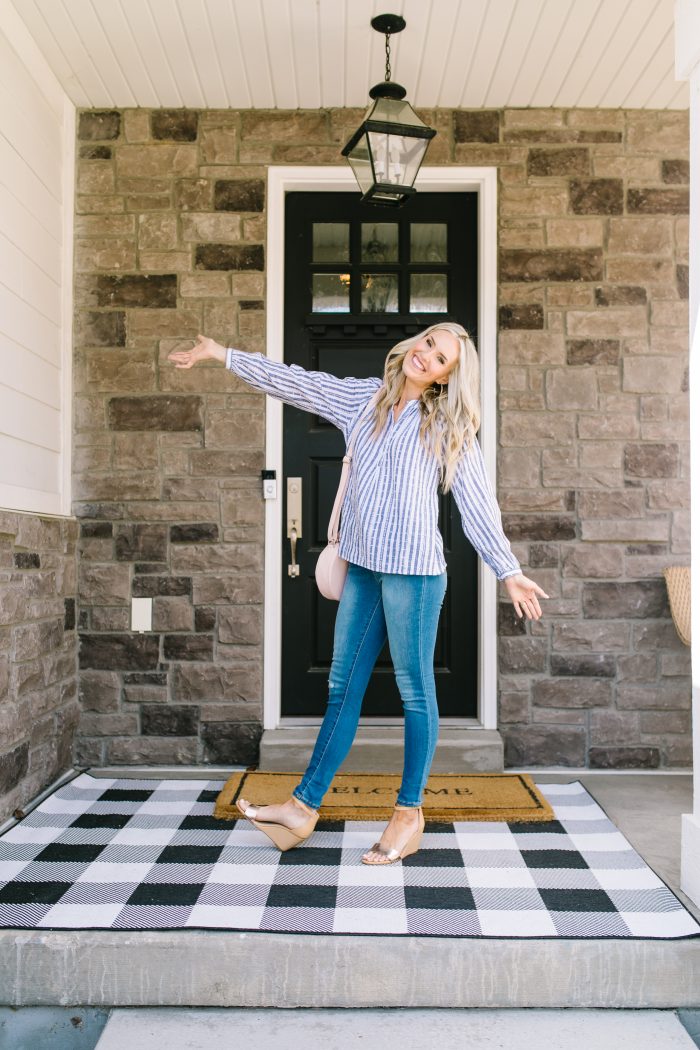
top-left (1, 773), bottom-right (698, 938)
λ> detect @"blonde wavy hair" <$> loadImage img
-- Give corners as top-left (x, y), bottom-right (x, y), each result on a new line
top-left (369, 322), bottom-right (481, 494)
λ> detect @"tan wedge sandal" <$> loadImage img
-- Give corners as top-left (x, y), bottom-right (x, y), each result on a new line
top-left (361, 803), bottom-right (425, 865)
top-left (235, 798), bottom-right (319, 852)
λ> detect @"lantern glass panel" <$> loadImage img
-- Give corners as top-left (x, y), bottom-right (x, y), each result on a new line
top-left (347, 135), bottom-right (374, 194)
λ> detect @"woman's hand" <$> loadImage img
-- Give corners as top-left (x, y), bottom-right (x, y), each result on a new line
top-left (167, 333), bottom-right (226, 368)
top-left (503, 573), bottom-right (549, 621)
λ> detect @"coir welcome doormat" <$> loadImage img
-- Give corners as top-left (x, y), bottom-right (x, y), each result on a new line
top-left (213, 771), bottom-right (554, 823)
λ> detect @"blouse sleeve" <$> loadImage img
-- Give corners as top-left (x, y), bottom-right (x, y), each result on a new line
top-left (226, 347), bottom-right (382, 435)
top-left (450, 434), bottom-right (522, 581)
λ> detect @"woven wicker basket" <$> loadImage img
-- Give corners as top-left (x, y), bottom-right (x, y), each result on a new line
top-left (663, 566), bottom-right (691, 647)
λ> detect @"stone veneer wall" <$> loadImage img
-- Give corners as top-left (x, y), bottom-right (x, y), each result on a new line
top-left (0, 512), bottom-right (79, 823)
top-left (73, 105), bottom-right (690, 770)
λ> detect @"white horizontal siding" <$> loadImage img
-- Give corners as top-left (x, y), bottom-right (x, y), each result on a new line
top-left (0, 5), bottom-right (73, 516)
top-left (8, 0), bottom-right (689, 109)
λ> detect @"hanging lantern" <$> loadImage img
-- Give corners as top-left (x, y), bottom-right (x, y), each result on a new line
top-left (342, 14), bottom-right (436, 207)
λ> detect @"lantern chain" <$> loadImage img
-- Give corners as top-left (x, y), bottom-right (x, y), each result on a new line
top-left (385, 32), bottom-right (391, 82)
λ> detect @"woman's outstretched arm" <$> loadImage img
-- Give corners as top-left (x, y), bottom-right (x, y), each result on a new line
top-left (168, 334), bottom-right (381, 434)
top-left (450, 434), bottom-right (548, 621)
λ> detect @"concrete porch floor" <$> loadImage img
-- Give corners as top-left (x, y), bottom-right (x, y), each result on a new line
top-left (0, 769), bottom-right (698, 1010)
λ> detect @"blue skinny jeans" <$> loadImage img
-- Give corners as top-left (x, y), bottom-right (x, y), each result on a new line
top-left (293, 561), bottom-right (448, 811)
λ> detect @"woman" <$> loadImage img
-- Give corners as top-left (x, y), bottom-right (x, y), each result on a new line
top-left (168, 324), bottom-right (547, 866)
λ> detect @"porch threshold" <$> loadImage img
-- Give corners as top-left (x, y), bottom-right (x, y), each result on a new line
top-left (259, 726), bottom-right (504, 772)
top-left (0, 773), bottom-right (697, 1009)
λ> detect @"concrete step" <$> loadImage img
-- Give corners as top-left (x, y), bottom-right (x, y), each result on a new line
top-left (94, 1008), bottom-right (700, 1050)
top-left (259, 726), bottom-right (504, 772)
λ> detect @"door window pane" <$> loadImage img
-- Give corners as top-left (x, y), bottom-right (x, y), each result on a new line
top-left (410, 274), bottom-right (448, 313)
top-left (312, 273), bottom-right (350, 312)
top-left (312, 223), bottom-right (349, 262)
top-left (410, 223), bottom-right (447, 262)
top-left (361, 223), bottom-right (399, 262)
top-left (361, 273), bottom-right (399, 313)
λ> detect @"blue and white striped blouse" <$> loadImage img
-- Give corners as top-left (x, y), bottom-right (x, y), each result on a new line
top-left (226, 347), bottom-right (522, 580)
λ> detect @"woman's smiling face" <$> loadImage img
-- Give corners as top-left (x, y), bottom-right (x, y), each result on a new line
top-left (401, 329), bottom-right (461, 395)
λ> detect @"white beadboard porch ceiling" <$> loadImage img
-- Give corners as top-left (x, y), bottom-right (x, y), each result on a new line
top-left (9, 0), bottom-right (688, 111)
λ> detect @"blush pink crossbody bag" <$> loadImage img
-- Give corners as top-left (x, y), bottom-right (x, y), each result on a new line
top-left (315, 387), bottom-right (383, 601)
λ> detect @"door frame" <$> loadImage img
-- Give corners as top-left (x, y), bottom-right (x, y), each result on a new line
top-left (263, 166), bottom-right (499, 731)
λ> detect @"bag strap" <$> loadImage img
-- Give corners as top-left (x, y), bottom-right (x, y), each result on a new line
top-left (326, 387), bottom-right (383, 544)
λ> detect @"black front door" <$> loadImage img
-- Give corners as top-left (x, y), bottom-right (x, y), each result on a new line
top-left (281, 191), bottom-right (478, 719)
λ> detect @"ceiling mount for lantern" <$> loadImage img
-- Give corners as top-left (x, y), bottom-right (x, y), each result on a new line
top-left (342, 13), bottom-right (436, 207)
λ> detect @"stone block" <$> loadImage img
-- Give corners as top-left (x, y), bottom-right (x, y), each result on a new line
top-left (83, 348), bottom-right (156, 394)
top-left (114, 524), bottom-right (168, 562)
top-left (501, 186), bottom-right (570, 217)
top-left (138, 214), bottom-right (178, 250)
top-left (95, 274), bottom-right (177, 308)
top-left (79, 712), bottom-right (139, 736)
top-left (151, 110), bottom-right (199, 141)
top-left (79, 111), bottom-right (121, 140)
top-left (175, 178), bottom-right (213, 211)
top-left (562, 545), bottom-right (623, 579)
top-left (132, 576), bottom-right (192, 598)
top-left (662, 159), bottom-right (690, 184)
top-left (527, 148), bottom-right (589, 177)
top-left (195, 607), bottom-right (217, 632)
top-left (500, 220), bottom-right (545, 250)
top-left (502, 514), bottom-right (576, 541)
top-left (170, 543), bottom-right (262, 573)
top-left (75, 310), bottom-right (127, 348)
top-left (172, 662), bottom-right (261, 702)
top-left (617, 652), bottom-right (658, 682)
top-left (195, 244), bottom-right (264, 271)
top-left (200, 125), bottom-right (238, 164)
top-left (622, 357), bottom-right (685, 394)
top-left (579, 490), bottom-right (646, 518)
top-left (163, 634), bottom-right (214, 660)
top-left (503, 726), bottom-right (586, 767)
top-left (113, 432), bottom-right (159, 470)
top-left (625, 111), bottom-right (689, 152)
top-left (108, 395), bottom-right (203, 431)
top-left (533, 678), bottom-right (611, 707)
top-left (214, 179), bottom-right (265, 212)
top-left (76, 194), bottom-right (125, 214)
top-left (152, 598), bottom-right (194, 632)
top-left (567, 306), bottom-right (647, 338)
top-left (627, 188), bottom-right (689, 214)
top-left (453, 110), bottom-right (500, 143)
top-left (606, 257), bottom-right (675, 285)
top-left (141, 703), bottom-right (199, 735)
top-left (550, 654), bottom-right (615, 677)
top-left (201, 721), bottom-right (262, 764)
top-left (498, 304), bottom-right (543, 329)
top-left (500, 248), bottom-right (602, 282)
top-left (78, 564), bottom-right (131, 604)
top-left (553, 621), bottom-right (629, 651)
top-left (179, 274), bottom-right (231, 298)
top-left (106, 736), bottom-right (198, 763)
top-left (190, 449), bottom-right (264, 475)
top-left (624, 442), bottom-right (679, 478)
top-left (546, 218), bottom-right (603, 248)
top-left (545, 368), bottom-right (597, 409)
top-left (79, 633), bottom-right (160, 670)
top-left (181, 213), bottom-right (242, 244)
top-left (608, 216), bottom-right (674, 255)
top-left (169, 523), bottom-right (219, 544)
top-left (497, 637), bottom-right (548, 674)
top-left (0, 743), bottom-right (29, 794)
top-left (677, 263), bottom-right (689, 299)
top-left (116, 144), bottom-right (198, 177)
top-left (580, 519), bottom-right (668, 543)
top-left (582, 580), bottom-right (668, 619)
top-left (217, 606), bottom-right (263, 645)
top-left (592, 154), bottom-right (659, 179)
top-left (75, 239), bottom-right (136, 272)
top-left (569, 179), bottom-right (623, 214)
top-left (498, 330), bottom-right (563, 364)
top-left (241, 111), bottom-right (328, 142)
top-left (78, 670), bottom-right (122, 712)
top-left (500, 412), bottom-right (573, 446)
top-left (77, 163), bottom-right (115, 198)
top-left (566, 339), bottom-right (619, 365)
top-left (80, 145), bottom-right (112, 160)
top-left (589, 746), bottom-right (659, 768)
top-left (594, 285), bottom-right (647, 307)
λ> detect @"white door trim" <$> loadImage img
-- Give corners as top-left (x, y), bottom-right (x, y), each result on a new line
top-left (263, 165), bottom-right (499, 731)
